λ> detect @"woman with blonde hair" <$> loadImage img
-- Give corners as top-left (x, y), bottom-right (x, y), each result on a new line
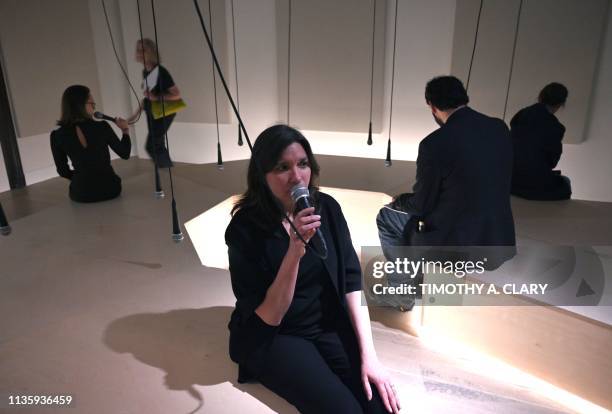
top-left (128, 38), bottom-right (181, 168)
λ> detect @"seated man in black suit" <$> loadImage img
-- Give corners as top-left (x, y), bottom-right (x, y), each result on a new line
top-left (377, 76), bottom-right (516, 279)
top-left (510, 82), bottom-right (571, 200)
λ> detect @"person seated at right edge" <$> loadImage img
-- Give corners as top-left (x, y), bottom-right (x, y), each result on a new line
top-left (377, 76), bottom-right (516, 286)
top-left (510, 82), bottom-right (571, 200)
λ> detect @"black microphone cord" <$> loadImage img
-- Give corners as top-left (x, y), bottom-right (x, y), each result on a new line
top-left (193, 0), bottom-right (251, 150)
top-left (151, 0), bottom-right (183, 242)
top-left (207, 0), bottom-right (223, 170)
top-left (134, 0), bottom-right (164, 198)
top-left (386, 0), bottom-right (399, 168)
top-left (0, 202), bottom-right (11, 236)
top-left (367, 0), bottom-right (377, 145)
top-left (465, 0), bottom-right (483, 93)
top-left (100, 0), bottom-right (143, 125)
top-left (230, 0), bottom-right (243, 146)
top-left (503, 0), bottom-right (524, 121)
top-left (192, 0), bottom-right (327, 260)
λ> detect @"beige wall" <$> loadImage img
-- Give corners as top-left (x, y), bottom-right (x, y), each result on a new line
top-left (559, 3), bottom-right (612, 202)
top-left (276, 0), bottom-right (386, 133)
top-left (87, 0), bottom-right (133, 128)
top-left (452, 0), bottom-right (609, 144)
top-left (0, 0), bottom-right (102, 138)
top-left (451, 0), bottom-right (521, 118)
top-left (505, 0), bottom-right (609, 143)
top-left (2, 0), bottom-right (612, 202)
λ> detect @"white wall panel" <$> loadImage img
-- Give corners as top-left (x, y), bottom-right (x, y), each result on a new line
top-left (505, 0), bottom-right (608, 143)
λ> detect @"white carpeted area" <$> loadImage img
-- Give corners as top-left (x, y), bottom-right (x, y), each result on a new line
top-left (2, 157), bottom-right (610, 413)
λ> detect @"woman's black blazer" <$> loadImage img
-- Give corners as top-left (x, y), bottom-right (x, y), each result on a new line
top-left (225, 192), bottom-right (362, 380)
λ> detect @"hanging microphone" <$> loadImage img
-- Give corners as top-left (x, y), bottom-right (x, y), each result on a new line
top-left (290, 184), bottom-right (328, 259)
top-left (367, 121), bottom-right (373, 145)
top-left (237, 126), bottom-right (243, 146)
top-left (0, 203), bottom-right (12, 236)
top-left (154, 166), bottom-right (165, 199)
top-left (93, 111), bottom-right (117, 123)
top-left (217, 142), bottom-right (224, 170)
top-left (171, 198), bottom-right (184, 242)
top-left (385, 138), bottom-right (392, 167)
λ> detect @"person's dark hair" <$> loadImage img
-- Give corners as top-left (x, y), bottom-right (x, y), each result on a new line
top-left (57, 85), bottom-right (91, 126)
top-left (538, 82), bottom-right (568, 107)
top-left (425, 76), bottom-right (469, 110)
top-left (232, 125), bottom-right (320, 229)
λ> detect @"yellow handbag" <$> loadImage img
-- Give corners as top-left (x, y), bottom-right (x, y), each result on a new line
top-left (151, 98), bottom-right (187, 120)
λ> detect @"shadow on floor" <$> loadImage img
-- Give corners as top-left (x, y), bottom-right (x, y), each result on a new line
top-left (103, 306), bottom-right (295, 414)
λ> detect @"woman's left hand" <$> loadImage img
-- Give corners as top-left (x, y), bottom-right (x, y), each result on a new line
top-left (361, 356), bottom-right (401, 413)
top-left (143, 89), bottom-right (157, 101)
top-left (114, 117), bottom-right (129, 133)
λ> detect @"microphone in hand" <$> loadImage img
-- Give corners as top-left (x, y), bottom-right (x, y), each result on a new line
top-left (94, 111), bottom-right (115, 122)
top-left (94, 112), bottom-right (129, 132)
top-left (290, 184), bottom-right (328, 259)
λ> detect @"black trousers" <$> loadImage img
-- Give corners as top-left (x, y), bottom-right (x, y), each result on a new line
top-left (511, 173), bottom-right (571, 201)
top-left (145, 112), bottom-right (176, 168)
top-left (376, 204), bottom-right (419, 310)
top-left (376, 204), bottom-right (411, 261)
top-left (69, 171), bottom-right (121, 203)
top-left (247, 331), bottom-right (388, 414)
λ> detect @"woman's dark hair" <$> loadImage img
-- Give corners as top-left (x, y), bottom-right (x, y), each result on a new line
top-left (425, 75), bottom-right (469, 110)
top-left (57, 85), bottom-right (91, 126)
top-left (538, 82), bottom-right (568, 107)
top-left (232, 124), bottom-right (320, 229)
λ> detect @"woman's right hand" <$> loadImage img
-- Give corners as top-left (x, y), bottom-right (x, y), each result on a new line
top-left (255, 207), bottom-right (320, 326)
top-left (114, 117), bottom-right (129, 134)
top-left (287, 207), bottom-right (321, 257)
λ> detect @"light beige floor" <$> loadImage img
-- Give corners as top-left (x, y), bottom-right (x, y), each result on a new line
top-left (2, 156), bottom-right (608, 413)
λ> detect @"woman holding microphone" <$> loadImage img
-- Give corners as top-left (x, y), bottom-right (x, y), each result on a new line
top-left (50, 85), bottom-right (131, 203)
top-left (225, 125), bottom-right (400, 413)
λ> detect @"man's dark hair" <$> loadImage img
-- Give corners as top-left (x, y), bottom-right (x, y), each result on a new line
top-left (425, 76), bottom-right (469, 110)
top-left (231, 124), bottom-right (320, 229)
top-left (57, 84), bottom-right (91, 126)
top-left (538, 82), bottom-right (568, 107)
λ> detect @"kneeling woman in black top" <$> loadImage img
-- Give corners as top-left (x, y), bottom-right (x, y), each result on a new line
top-left (225, 125), bottom-right (400, 413)
top-left (51, 85), bottom-right (131, 203)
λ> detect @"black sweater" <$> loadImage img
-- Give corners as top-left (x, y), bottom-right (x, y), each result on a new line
top-left (225, 192), bottom-right (362, 381)
top-left (50, 119), bottom-right (131, 180)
